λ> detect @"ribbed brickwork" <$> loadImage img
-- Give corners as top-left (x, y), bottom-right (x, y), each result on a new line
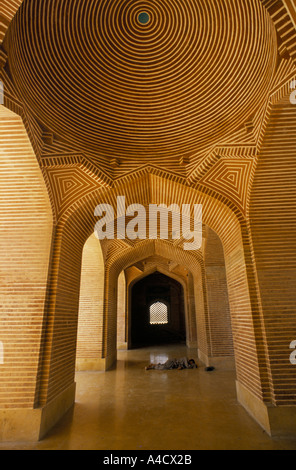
top-left (1, 0), bottom-right (295, 439)
top-left (103, 230), bottom-right (205, 358)
top-left (36, 219), bottom-right (86, 406)
top-left (283, 0), bottom-right (296, 28)
top-left (0, 0), bottom-right (22, 43)
top-left (250, 94), bottom-right (296, 405)
top-left (5, 0), bottom-right (277, 177)
top-left (76, 234), bottom-right (104, 363)
top-left (193, 265), bottom-right (210, 359)
top-left (117, 271), bottom-right (126, 347)
top-left (40, 174), bottom-right (265, 402)
top-left (187, 272), bottom-right (198, 346)
top-left (0, 105), bottom-right (53, 408)
top-left (204, 228), bottom-right (234, 358)
top-left (124, 258), bottom-right (197, 348)
top-left (262, 0), bottom-right (296, 62)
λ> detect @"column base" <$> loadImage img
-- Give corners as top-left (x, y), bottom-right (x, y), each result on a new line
top-left (117, 342), bottom-right (128, 350)
top-left (0, 382), bottom-right (76, 442)
top-left (198, 349), bottom-right (235, 369)
top-left (76, 350), bottom-right (117, 371)
top-left (236, 380), bottom-right (296, 437)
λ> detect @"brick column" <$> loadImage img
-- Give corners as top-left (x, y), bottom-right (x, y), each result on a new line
top-left (76, 234), bottom-right (105, 370)
top-left (0, 106), bottom-right (53, 441)
top-left (202, 227), bottom-right (234, 368)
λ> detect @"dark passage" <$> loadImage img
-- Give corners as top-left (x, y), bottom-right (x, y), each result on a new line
top-left (130, 271), bottom-right (186, 348)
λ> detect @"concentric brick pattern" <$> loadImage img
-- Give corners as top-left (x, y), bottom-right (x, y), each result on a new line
top-left (5, 0), bottom-right (277, 162)
top-left (1, 0), bottom-right (296, 430)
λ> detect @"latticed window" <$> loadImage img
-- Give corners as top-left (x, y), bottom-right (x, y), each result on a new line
top-left (149, 301), bottom-right (168, 325)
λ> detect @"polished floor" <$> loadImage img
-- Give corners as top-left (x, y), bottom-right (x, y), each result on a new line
top-left (1, 344), bottom-right (296, 451)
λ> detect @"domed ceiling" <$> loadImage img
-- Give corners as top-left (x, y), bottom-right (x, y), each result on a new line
top-left (5, 0), bottom-right (277, 165)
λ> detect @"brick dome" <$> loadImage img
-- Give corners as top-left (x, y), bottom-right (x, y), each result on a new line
top-left (6, 0), bottom-right (277, 162)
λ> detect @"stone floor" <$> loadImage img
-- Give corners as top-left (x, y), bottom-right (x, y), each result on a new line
top-left (1, 344), bottom-right (296, 450)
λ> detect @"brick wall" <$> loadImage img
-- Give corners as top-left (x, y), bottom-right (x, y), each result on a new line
top-left (204, 227), bottom-right (234, 358)
top-left (0, 1), bottom-right (23, 43)
top-left (76, 234), bottom-right (104, 365)
top-left (0, 105), bottom-right (53, 408)
top-left (117, 270), bottom-right (126, 347)
top-left (250, 95), bottom-right (296, 405)
top-left (23, 173), bottom-right (269, 408)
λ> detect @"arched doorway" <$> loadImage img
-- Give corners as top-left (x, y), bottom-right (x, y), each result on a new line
top-left (130, 271), bottom-right (186, 348)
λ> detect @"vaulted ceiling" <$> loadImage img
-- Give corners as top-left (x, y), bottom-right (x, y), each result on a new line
top-left (1, 0), bottom-right (296, 222)
top-left (3, 0), bottom-right (278, 161)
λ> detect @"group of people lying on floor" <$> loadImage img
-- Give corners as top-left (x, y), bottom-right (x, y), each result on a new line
top-left (145, 357), bottom-right (197, 370)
